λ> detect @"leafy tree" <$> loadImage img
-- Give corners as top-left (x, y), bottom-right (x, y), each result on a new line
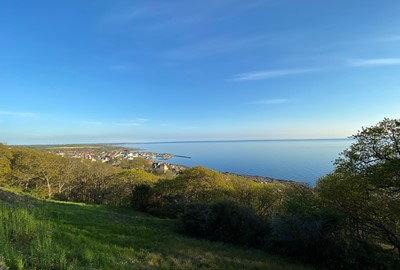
top-left (230, 176), bottom-right (284, 219)
top-left (269, 185), bottom-right (339, 255)
top-left (119, 158), bottom-right (152, 170)
top-left (70, 160), bottom-right (122, 204)
top-left (101, 169), bottom-right (157, 206)
top-left (267, 184), bottom-right (383, 269)
top-left (10, 147), bottom-right (63, 197)
top-left (149, 167), bottom-right (234, 216)
top-left (335, 118), bottom-right (400, 176)
top-left (0, 143), bottom-right (12, 182)
top-left (318, 118), bottom-right (400, 256)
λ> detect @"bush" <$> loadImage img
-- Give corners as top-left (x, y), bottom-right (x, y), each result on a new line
top-left (268, 212), bottom-right (338, 261)
top-left (266, 185), bottom-right (336, 263)
top-left (267, 184), bottom-right (396, 269)
top-left (179, 200), bottom-right (266, 247)
top-left (131, 184), bottom-right (152, 211)
top-left (143, 167), bottom-right (234, 218)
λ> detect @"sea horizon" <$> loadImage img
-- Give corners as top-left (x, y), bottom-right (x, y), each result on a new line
top-left (115, 137), bottom-right (351, 145)
top-left (12, 137), bottom-right (352, 147)
top-left (121, 139), bottom-right (353, 185)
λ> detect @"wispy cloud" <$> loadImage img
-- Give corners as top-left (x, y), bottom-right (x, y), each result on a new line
top-left (113, 118), bottom-right (149, 127)
top-left (248, 99), bottom-right (292, 105)
top-left (114, 122), bottom-right (141, 127)
top-left (348, 58), bottom-right (400, 67)
top-left (0, 111), bottom-right (38, 118)
top-left (136, 118), bottom-right (149, 123)
top-left (165, 36), bottom-right (275, 60)
top-left (103, 1), bottom-right (269, 31)
top-left (232, 68), bottom-right (319, 81)
top-left (373, 35), bottom-right (400, 43)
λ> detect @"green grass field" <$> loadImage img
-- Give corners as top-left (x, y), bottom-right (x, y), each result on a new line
top-left (0, 188), bottom-right (314, 270)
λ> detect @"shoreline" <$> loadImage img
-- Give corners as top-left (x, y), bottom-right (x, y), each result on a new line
top-left (29, 143), bottom-right (303, 184)
top-left (222, 172), bottom-right (297, 184)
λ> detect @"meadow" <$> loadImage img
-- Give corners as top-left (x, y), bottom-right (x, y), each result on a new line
top-left (0, 187), bottom-right (313, 270)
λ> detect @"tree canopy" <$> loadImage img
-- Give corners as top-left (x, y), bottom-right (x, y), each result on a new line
top-left (318, 118), bottom-right (400, 255)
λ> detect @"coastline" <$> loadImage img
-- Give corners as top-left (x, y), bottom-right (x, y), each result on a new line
top-left (30, 143), bottom-right (312, 184)
top-left (222, 172), bottom-right (297, 184)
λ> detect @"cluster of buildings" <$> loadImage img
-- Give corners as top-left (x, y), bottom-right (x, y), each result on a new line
top-left (53, 149), bottom-right (184, 174)
top-left (55, 149), bottom-right (172, 162)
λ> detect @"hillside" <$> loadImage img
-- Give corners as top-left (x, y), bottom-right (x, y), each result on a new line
top-left (0, 188), bottom-right (313, 270)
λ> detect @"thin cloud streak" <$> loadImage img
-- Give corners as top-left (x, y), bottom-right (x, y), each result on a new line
top-left (348, 58), bottom-right (400, 67)
top-left (232, 68), bottom-right (319, 81)
top-left (113, 118), bottom-right (149, 127)
top-left (166, 36), bottom-right (275, 60)
top-left (104, 1), bottom-right (268, 29)
top-left (136, 118), bottom-right (149, 123)
top-left (373, 35), bottom-right (400, 43)
top-left (113, 122), bottom-right (141, 127)
top-left (0, 111), bottom-right (38, 118)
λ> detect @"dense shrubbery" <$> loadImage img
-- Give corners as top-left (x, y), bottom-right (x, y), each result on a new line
top-left (267, 186), bottom-right (338, 261)
top-left (179, 200), bottom-right (266, 247)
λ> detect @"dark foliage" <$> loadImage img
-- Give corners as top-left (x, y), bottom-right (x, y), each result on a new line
top-left (131, 184), bottom-right (152, 211)
top-left (179, 200), bottom-right (266, 247)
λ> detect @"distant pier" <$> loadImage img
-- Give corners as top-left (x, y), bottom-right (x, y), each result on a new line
top-left (173, 155), bottom-right (191, 159)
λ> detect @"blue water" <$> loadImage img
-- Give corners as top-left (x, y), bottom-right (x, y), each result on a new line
top-left (121, 139), bottom-right (352, 185)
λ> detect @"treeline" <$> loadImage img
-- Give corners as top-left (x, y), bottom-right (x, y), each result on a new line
top-left (0, 118), bottom-right (399, 269)
top-left (0, 145), bottom-right (159, 206)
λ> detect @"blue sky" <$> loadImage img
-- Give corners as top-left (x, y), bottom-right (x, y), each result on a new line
top-left (0, 0), bottom-right (399, 144)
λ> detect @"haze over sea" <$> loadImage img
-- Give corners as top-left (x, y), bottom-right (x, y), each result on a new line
top-left (122, 139), bottom-right (353, 185)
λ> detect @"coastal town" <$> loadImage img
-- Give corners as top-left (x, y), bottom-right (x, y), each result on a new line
top-left (42, 145), bottom-right (187, 174)
top-left (54, 149), bottom-right (174, 163)
top-left (40, 145), bottom-right (293, 181)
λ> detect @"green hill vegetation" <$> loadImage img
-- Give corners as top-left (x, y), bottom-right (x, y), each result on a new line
top-left (0, 188), bottom-right (312, 270)
top-left (1, 118), bottom-right (400, 269)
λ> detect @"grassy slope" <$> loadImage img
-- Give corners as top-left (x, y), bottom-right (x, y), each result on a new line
top-left (0, 188), bottom-right (314, 270)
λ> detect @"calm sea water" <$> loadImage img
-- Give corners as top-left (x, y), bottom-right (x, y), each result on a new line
top-left (121, 139), bottom-right (353, 185)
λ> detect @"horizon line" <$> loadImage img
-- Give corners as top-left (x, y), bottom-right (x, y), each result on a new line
top-left (114, 138), bottom-right (351, 145)
top-left (13, 137), bottom-right (351, 146)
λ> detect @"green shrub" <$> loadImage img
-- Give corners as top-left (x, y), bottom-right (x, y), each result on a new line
top-left (267, 184), bottom-right (396, 269)
top-left (148, 167), bottom-right (234, 217)
top-left (179, 200), bottom-right (266, 247)
top-left (131, 184), bottom-right (152, 211)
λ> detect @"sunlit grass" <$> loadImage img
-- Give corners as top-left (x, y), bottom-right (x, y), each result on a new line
top-left (0, 189), bottom-right (314, 270)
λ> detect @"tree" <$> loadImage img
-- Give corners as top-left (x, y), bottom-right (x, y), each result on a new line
top-left (0, 143), bottom-right (12, 182)
top-left (10, 147), bottom-right (64, 198)
top-left (335, 118), bottom-right (400, 175)
top-left (149, 167), bottom-right (234, 216)
top-left (318, 118), bottom-right (400, 256)
top-left (230, 176), bottom-right (284, 219)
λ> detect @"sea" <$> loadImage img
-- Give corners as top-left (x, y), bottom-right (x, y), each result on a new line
top-left (121, 139), bottom-right (353, 186)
